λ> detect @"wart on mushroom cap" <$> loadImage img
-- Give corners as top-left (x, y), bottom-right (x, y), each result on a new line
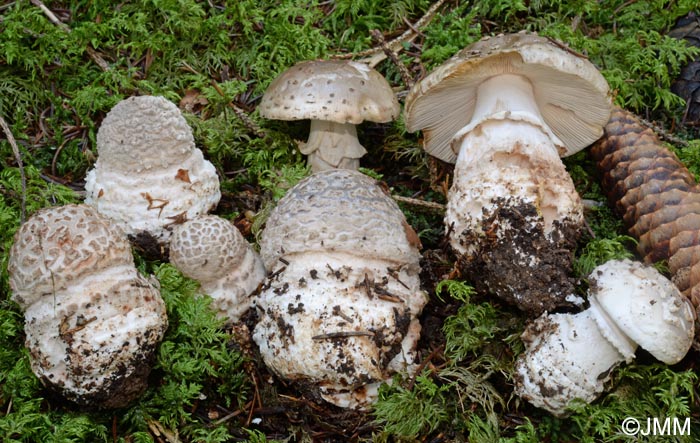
top-left (169, 215), bottom-right (266, 322)
top-left (404, 32), bottom-right (612, 315)
top-left (8, 204), bottom-right (168, 408)
top-left (514, 259), bottom-right (695, 417)
top-left (258, 60), bottom-right (400, 172)
top-left (253, 169), bottom-right (427, 409)
top-left (84, 95), bottom-right (221, 246)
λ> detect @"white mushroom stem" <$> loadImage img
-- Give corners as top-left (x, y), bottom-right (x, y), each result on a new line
top-left (303, 120), bottom-right (366, 171)
top-left (515, 309), bottom-right (627, 417)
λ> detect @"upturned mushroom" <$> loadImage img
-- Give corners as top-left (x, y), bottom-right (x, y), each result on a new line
top-left (8, 204), bottom-right (168, 408)
top-left (404, 32), bottom-right (612, 314)
top-left (514, 259), bottom-right (695, 417)
top-left (169, 215), bottom-right (266, 322)
top-left (253, 169), bottom-right (427, 409)
top-left (258, 60), bottom-right (400, 172)
top-left (85, 95), bottom-right (221, 246)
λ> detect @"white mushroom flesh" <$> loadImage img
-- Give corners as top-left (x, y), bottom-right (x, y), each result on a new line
top-left (254, 169), bottom-right (427, 409)
top-left (169, 215), bottom-right (266, 322)
top-left (8, 204), bottom-right (168, 408)
top-left (85, 96), bottom-right (220, 244)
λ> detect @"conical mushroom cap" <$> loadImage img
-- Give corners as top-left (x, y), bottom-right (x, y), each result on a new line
top-left (404, 32), bottom-right (611, 163)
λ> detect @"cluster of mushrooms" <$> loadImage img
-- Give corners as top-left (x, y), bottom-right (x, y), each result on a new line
top-left (7, 32), bottom-right (696, 416)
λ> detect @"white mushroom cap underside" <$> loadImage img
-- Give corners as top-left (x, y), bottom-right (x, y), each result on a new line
top-left (96, 96), bottom-right (196, 172)
top-left (404, 32), bottom-right (611, 163)
top-left (258, 60), bottom-right (400, 124)
top-left (260, 169), bottom-right (421, 271)
top-left (8, 204), bottom-right (133, 307)
top-left (589, 259), bottom-right (695, 364)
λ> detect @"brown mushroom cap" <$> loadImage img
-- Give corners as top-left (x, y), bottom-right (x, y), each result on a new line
top-left (258, 60), bottom-right (400, 125)
top-left (8, 204), bottom-right (133, 307)
top-left (404, 32), bottom-right (612, 163)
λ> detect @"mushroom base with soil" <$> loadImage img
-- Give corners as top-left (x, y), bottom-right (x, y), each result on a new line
top-left (252, 252), bottom-right (426, 409)
top-left (447, 117), bottom-right (584, 314)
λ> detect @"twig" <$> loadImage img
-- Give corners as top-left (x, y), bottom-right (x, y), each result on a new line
top-left (30, 0), bottom-right (110, 71)
top-left (370, 29), bottom-right (414, 88)
top-left (392, 194), bottom-right (445, 213)
top-left (332, 0), bottom-right (449, 66)
top-left (638, 115), bottom-right (689, 147)
top-left (0, 115), bottom-right (27, 223)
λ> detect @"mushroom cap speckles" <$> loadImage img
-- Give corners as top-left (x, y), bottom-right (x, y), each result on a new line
top-left (404, 32), bottom-right (611, 163)
top-left (589, 259), bottom-right (695, 364)
top-left (96, 96), bottom-right (195, 172)
top-left (8, 204), bottom-right (133, 308)
top-left (259, 169), bottom-right (421, 271)
top-left (258, 60), bottom-right (400, 125)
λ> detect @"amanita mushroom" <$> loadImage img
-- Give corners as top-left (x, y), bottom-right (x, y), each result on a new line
top-left (404, 32), bottom-right (612, 314)
top-left (258, 60), bottom-right (400, 172)
top-left (169, 215), bottom-right (266, 322)
top-left (85, 95), bottom-right (221, 246)
top-left (8, 204), bottom-right (168, 408)
top-left (252, 169), bottom-right (427, 409)
top-left (514, 259), bottom-right (695, 416)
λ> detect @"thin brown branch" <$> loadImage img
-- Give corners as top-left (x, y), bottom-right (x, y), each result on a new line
top-left (0, 115), bottom-right (27, 223)
top-left (210, 80), bottom-right (266, 138)
top-left (370, 29), bottom-right (414, 88)
top-left (30, 0), bottom-right (110, 72)
top-left (332, 0), bottom-right (449, 64)
top-left (392, 194), bottom-right (445, 214)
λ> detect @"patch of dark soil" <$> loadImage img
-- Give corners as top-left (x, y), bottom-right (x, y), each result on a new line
top-left (456, 199), bottom-right (581, 317)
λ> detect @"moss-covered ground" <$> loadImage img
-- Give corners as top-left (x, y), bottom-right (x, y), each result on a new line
top-left (1, 1), bottom-right (700, 441)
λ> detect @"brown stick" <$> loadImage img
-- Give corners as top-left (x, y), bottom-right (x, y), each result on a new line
top-left (332, 0), bottom-right (449, 64)
top-left (0, 115), bottom-right (27, 223)
top-left (370, 29), bottom-right (415, 88)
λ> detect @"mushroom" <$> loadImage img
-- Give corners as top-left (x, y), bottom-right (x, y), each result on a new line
top-left (169, 215), bottom-right (266, 322)
top-left (7, 204), bottom-right (168, 408)
top-left (404, 32), bottom-right (612, 314)
top-left (514, 259), bottom-right (695, 417)
top-left (258, 60), bottom-right (400, 172)
top-left (252, 169), bottom-right (427, 409)
top-left (84, 95), bottom-right (221, 246)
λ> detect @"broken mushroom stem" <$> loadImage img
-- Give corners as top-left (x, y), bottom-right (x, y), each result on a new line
top-left (515, 259), bottom-right (695, 417)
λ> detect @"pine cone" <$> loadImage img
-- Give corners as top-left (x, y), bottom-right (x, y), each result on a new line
top-left (590, 107), bottom-right (700, 346)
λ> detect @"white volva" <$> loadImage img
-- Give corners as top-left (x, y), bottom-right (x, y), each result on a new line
top-left (85, 96), bottom-right (220, 244)
top-left (253, 170), bottom-right (427, 409)
top-left (8, 205), bottom-right (168, 408)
